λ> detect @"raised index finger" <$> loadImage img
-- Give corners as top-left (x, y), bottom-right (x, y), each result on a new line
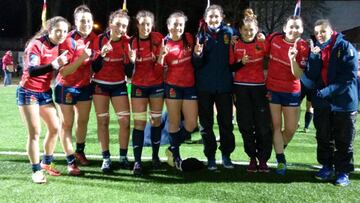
top-left (293, 37), bottom-right (301, 49)
top-left (60, 50), bottom-right (69, 57)
top-left (84, 41), bottom-right (90, 49)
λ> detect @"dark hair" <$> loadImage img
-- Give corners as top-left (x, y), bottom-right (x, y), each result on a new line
top-left (314, 19), bottom-right (333, 29)
top-left (25, 16), bottom-right (70, 47)
top-left (108, 9), bottom-right (130, 27)
top-left (73, 4), bottom-right (92, 22)
top-left (204, 4), bottom-right (224, 18)
top-left (238, 17), bottom-right (258, 30)
top-left (283, 15), bottom-right (303, 28)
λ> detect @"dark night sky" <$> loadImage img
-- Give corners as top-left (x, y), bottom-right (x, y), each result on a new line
top-left (0, 0), bottom-right (236, 38)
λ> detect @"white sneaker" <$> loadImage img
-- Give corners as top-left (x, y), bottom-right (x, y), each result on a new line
top-left (101, 158), bottom-right (112, 173)
top-left (32, 170), bottom-right (47, 184)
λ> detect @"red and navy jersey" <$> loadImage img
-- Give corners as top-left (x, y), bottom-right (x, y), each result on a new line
top-left (92, 32), bottom-right (130, 84)
top-left (229, 38), bottom-right (266, 85)
top-left (20, 36), bottom-right (59, 92)
top-left (57, 30), bottom-right (99, 87)
top-left (130, 32), bottom-right (163, 86)
top-left (265, 33), bottom-right (309, 93)
top-left (2, 51), bottom-right (13, 70)
top-left (162, 33), bottom-right (195, 87)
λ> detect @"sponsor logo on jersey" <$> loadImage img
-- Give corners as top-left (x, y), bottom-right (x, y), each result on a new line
top-left (43, 53), bottom-right (53, 57)
top-left (272, 43), bottom-right (281, 49)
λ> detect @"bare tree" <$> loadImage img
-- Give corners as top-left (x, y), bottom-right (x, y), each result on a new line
top-left (250, 0), bottom-right (329, 36)
top-left (216, 0), bottom-right (250, 26)
top-left (25, 1), bottom-right (32, 39)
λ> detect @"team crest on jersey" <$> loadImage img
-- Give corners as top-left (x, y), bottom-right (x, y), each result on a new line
top-left (135, 88), bottom-right (142, 97)
top-left (266, 91), bottom-right (272, 101)
top-left (94, 85), bottom-right (102, 94)
top-left (169, 88), bottom-right (176, 98)
top-left (29, 54), bottom-right (40, 66)
top-left (223, 34), bottom-right (230, 45)
top-left (300, 57), bottom-right (308, 66)
top-left (337, 49), bottom-right (342, 58)
top-left (65, 93), bottom-right (73, 104)
top-left (255, 44), bottom-right (261, 52)
top-left (29, 95), bottom-right (37, 105)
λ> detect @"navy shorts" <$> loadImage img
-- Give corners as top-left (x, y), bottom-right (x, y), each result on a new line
top-left (131, 83), bottom-right (164, 98)
top-left (164, 83), bottom-right (197, 100)
top-left (16, 86), bottom-right (53, 106)
top-left (267, 90), bottom-right (301, 107)
top-left (55, 84), bottom-right (93, 105)
top-left (93, 82), bottom-right (128, 97)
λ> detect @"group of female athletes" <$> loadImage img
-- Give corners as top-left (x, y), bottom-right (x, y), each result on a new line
top-left (17, 4), bottom-right (358, 186)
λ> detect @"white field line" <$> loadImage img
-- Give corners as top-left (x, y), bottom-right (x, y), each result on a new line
top-left (1, 151), bottom-right (359, 172)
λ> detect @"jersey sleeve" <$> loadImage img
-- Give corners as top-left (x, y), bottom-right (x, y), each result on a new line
top-left (59, 37), bottom-right (76, 62)
top-left (28, 42), bottom-right (42, 67)
top-left (152, 32), bottom-right (164, 57)
top-left (296, 40), bottom-right (309, 69)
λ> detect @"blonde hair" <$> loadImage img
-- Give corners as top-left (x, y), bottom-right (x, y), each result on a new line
top-left (243, 8), bottom-right (257, 19)
top-left (166, 11), bottom-right (188, 27)
top-left (136, 10), bottom-right (155, 26)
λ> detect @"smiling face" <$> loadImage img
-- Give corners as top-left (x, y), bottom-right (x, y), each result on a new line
top-left (205, 9), bottom-right (223, 29)
top-left (314, 24), bottom-right (333, 44)
top-left (75, 12), bottom-right (93, 37)
top-left (48, 21), bottom-right (69, 44)
top-left (137, 16), bottom-right (153, 38)
top-left (240, 22), bottom-right (258, 42)
top-left (110, 16), bottom-right (129, 39)
top-left (283, 19), bottom-right (303, 42)
top-left (167, 16), bottom-right (185, 40)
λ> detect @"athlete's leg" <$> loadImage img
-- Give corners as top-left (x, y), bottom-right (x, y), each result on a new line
top-left (40, 103), bottom-right (59, 156)
top-left (19, 105), bottom-right (41, 165)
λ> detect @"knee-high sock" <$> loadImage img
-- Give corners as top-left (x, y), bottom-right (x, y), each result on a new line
top-left (179, 126), bottom-right (191, 143)
top-left (151, 126), bottom-right (161, 159)
top-left (132, 129), bottom-right (144, 163)
top-left (304, 112), bottom-right (313, 129)
top-left (169, 131), bottom-right (180, 159)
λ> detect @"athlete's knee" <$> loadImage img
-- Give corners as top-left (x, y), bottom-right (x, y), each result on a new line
top-left (96, 112), bottom-right (110, 127)
top-left (133, 111), bottom-right (147, 129)
top-left (150, 110), bottom-right (162, 125)
top-left (133, 111), bottom-right (147, 121)
top-left (117, 111), bottom-right (130, 126)
top-left (61, 119), bottom-right (73, 131)
top-left (77, 116), bottom-right (89, 127)
top-left (184, 122), bottom-right (197, 132)
top-left (48, 124), bottom-right (59, 136)
top-left (284, 127), bottom-right (296, 137)
top-left (29, 134), bottom-right (40, 142)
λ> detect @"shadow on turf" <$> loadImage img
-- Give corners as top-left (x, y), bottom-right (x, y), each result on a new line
top-left (4, 157), bottom-right (360, 184)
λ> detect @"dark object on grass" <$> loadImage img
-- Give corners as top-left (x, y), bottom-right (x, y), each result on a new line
top-left (181, 158), bottom-right (205, 172)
